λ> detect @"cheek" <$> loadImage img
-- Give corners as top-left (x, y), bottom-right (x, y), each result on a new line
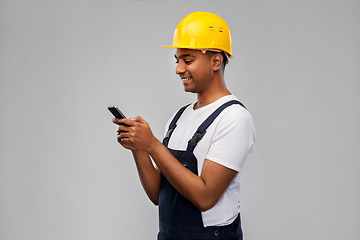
top-left (191, 67), bottom-right (211, 79)
top-left (187, 64), bottom-right (204, 77)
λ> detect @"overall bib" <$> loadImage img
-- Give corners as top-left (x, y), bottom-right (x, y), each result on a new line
top-left (158, 100), bottom-right (245, 240)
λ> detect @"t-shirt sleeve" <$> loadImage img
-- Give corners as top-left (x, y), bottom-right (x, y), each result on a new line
top-left (205, 108), bottom-right (255, 172)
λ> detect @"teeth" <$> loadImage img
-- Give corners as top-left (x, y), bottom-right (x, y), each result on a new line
top-left (182, 77), bottom-right (191, 81)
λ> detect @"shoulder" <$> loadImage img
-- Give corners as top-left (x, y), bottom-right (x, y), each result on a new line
top-left (217, 102), bottom-right (254, 129)
top-left (204, 99), bottom-right (256, 172)
top-left (209, 100), bottom-right (256, 146)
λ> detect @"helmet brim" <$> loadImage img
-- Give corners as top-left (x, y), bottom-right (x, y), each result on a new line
top-left (159, 45), bottom-right (233, 58)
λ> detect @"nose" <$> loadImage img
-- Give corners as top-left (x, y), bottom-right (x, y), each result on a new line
top-left (175, 61), bottom-right (186, 75)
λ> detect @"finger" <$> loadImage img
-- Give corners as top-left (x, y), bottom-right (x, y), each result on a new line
top-left (117, 131), bottom-right (132, 139)
top-left (121, 118), bottom-right (137, 126)
top-left (117, 135), bottom-right (133, 147)
top-left (112, 118), bottom-right (125, 125)
top-left (117, 124), bottom-right (130, 133)
top-left (118, 136), bottom-right (136, 150)
top-left (117, 135), bottom-right (128, 145)
top-left (117, 133), bottom-right (128, 143)
top-left (133, 116), bottom-right (146, 124)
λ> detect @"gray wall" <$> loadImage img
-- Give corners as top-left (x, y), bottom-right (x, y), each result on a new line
top-left (1, 0), bottom-right (359, 239)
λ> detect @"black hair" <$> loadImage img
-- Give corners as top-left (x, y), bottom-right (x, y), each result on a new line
top-left (206, 50), bottom-right (229, 72)
top-left (221, 51), bottom-right (229, 70)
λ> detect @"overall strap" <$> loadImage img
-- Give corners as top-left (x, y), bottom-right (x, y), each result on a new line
top-left (187, 100), bottom-right (246, 152)
top-left (162, 104), bottom-right (191, 147)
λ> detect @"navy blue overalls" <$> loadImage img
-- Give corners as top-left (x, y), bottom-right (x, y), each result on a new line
top-left (158, 100), bottom-right (245, 240)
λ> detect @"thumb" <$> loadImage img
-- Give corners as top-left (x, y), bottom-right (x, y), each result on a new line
top-left (133, 116), bottom-right (146, 124)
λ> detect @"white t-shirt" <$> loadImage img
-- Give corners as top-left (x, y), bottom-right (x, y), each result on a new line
top-left (164, 95), bottom-right (256, 227)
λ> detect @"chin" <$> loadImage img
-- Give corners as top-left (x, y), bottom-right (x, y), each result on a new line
top-left (183, 85), bottom-right (191, 92)
top-left (183, 84), bottom-right (198, 93)
top-left (184, 87), bottom-right (195, 93)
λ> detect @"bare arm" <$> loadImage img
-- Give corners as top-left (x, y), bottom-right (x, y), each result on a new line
top-left (116, 117), bottom-right (237, 212)
top-left (113, 119), bottom-right (161, 205)
top-left (148, 139), bottom-right (237, 211)
top-left (131, 150), bottom-right (161, 205)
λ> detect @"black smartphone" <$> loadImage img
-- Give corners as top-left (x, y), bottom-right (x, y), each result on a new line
top-left (108, 106), bottom-right (126, 119)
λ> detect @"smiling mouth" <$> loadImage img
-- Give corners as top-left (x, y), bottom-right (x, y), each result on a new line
top-left (182, 77), bottom-right (192, 82)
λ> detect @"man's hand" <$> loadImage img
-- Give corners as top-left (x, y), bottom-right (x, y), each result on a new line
top-left (112, 116), bottom-right (157, 152)
top-left (112, 117), bottom-right (135, 150)
top-left (112, 117), bottom-right (161, 205)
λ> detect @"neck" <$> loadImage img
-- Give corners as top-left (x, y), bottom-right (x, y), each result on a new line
top-left (194, 74), bottom-right (231, 110)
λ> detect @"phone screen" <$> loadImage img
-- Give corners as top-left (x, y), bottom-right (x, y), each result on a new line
top-left (108, 106), bottom-right (126, 119)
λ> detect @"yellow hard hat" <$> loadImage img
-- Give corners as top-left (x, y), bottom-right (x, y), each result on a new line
top-left (161, 11), bottom-right (233, 58)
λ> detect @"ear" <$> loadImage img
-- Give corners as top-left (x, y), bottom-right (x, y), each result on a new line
top-left (211, 53), bottom-right (223, 72)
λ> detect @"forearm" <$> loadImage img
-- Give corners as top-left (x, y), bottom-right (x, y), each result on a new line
top-left (132, 150), bottom-right (161, 205)
top-left (115, 117), bottom-right (229, 211)
top-left (147, 140), bottom-right (212, 211)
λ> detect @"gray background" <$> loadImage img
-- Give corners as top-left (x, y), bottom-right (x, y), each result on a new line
top-left (1, 0), bottom-right (359, 239)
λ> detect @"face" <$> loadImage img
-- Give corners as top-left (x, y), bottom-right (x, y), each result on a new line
top-left (174, 48), bottom-right (214, 93)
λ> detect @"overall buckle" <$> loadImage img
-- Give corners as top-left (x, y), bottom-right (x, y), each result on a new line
top-left (189, 131), bottom-right (206, 148)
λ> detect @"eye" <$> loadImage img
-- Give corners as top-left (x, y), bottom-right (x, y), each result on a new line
top-left (185, 60), bottom-right (193, 64)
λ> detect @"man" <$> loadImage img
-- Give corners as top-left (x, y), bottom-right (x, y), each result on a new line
top-left (113, 11), bottom-right (255, 240)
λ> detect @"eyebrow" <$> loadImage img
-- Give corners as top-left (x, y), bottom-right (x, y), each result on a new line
top-left (174, 53), bottom-right (196, 60)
